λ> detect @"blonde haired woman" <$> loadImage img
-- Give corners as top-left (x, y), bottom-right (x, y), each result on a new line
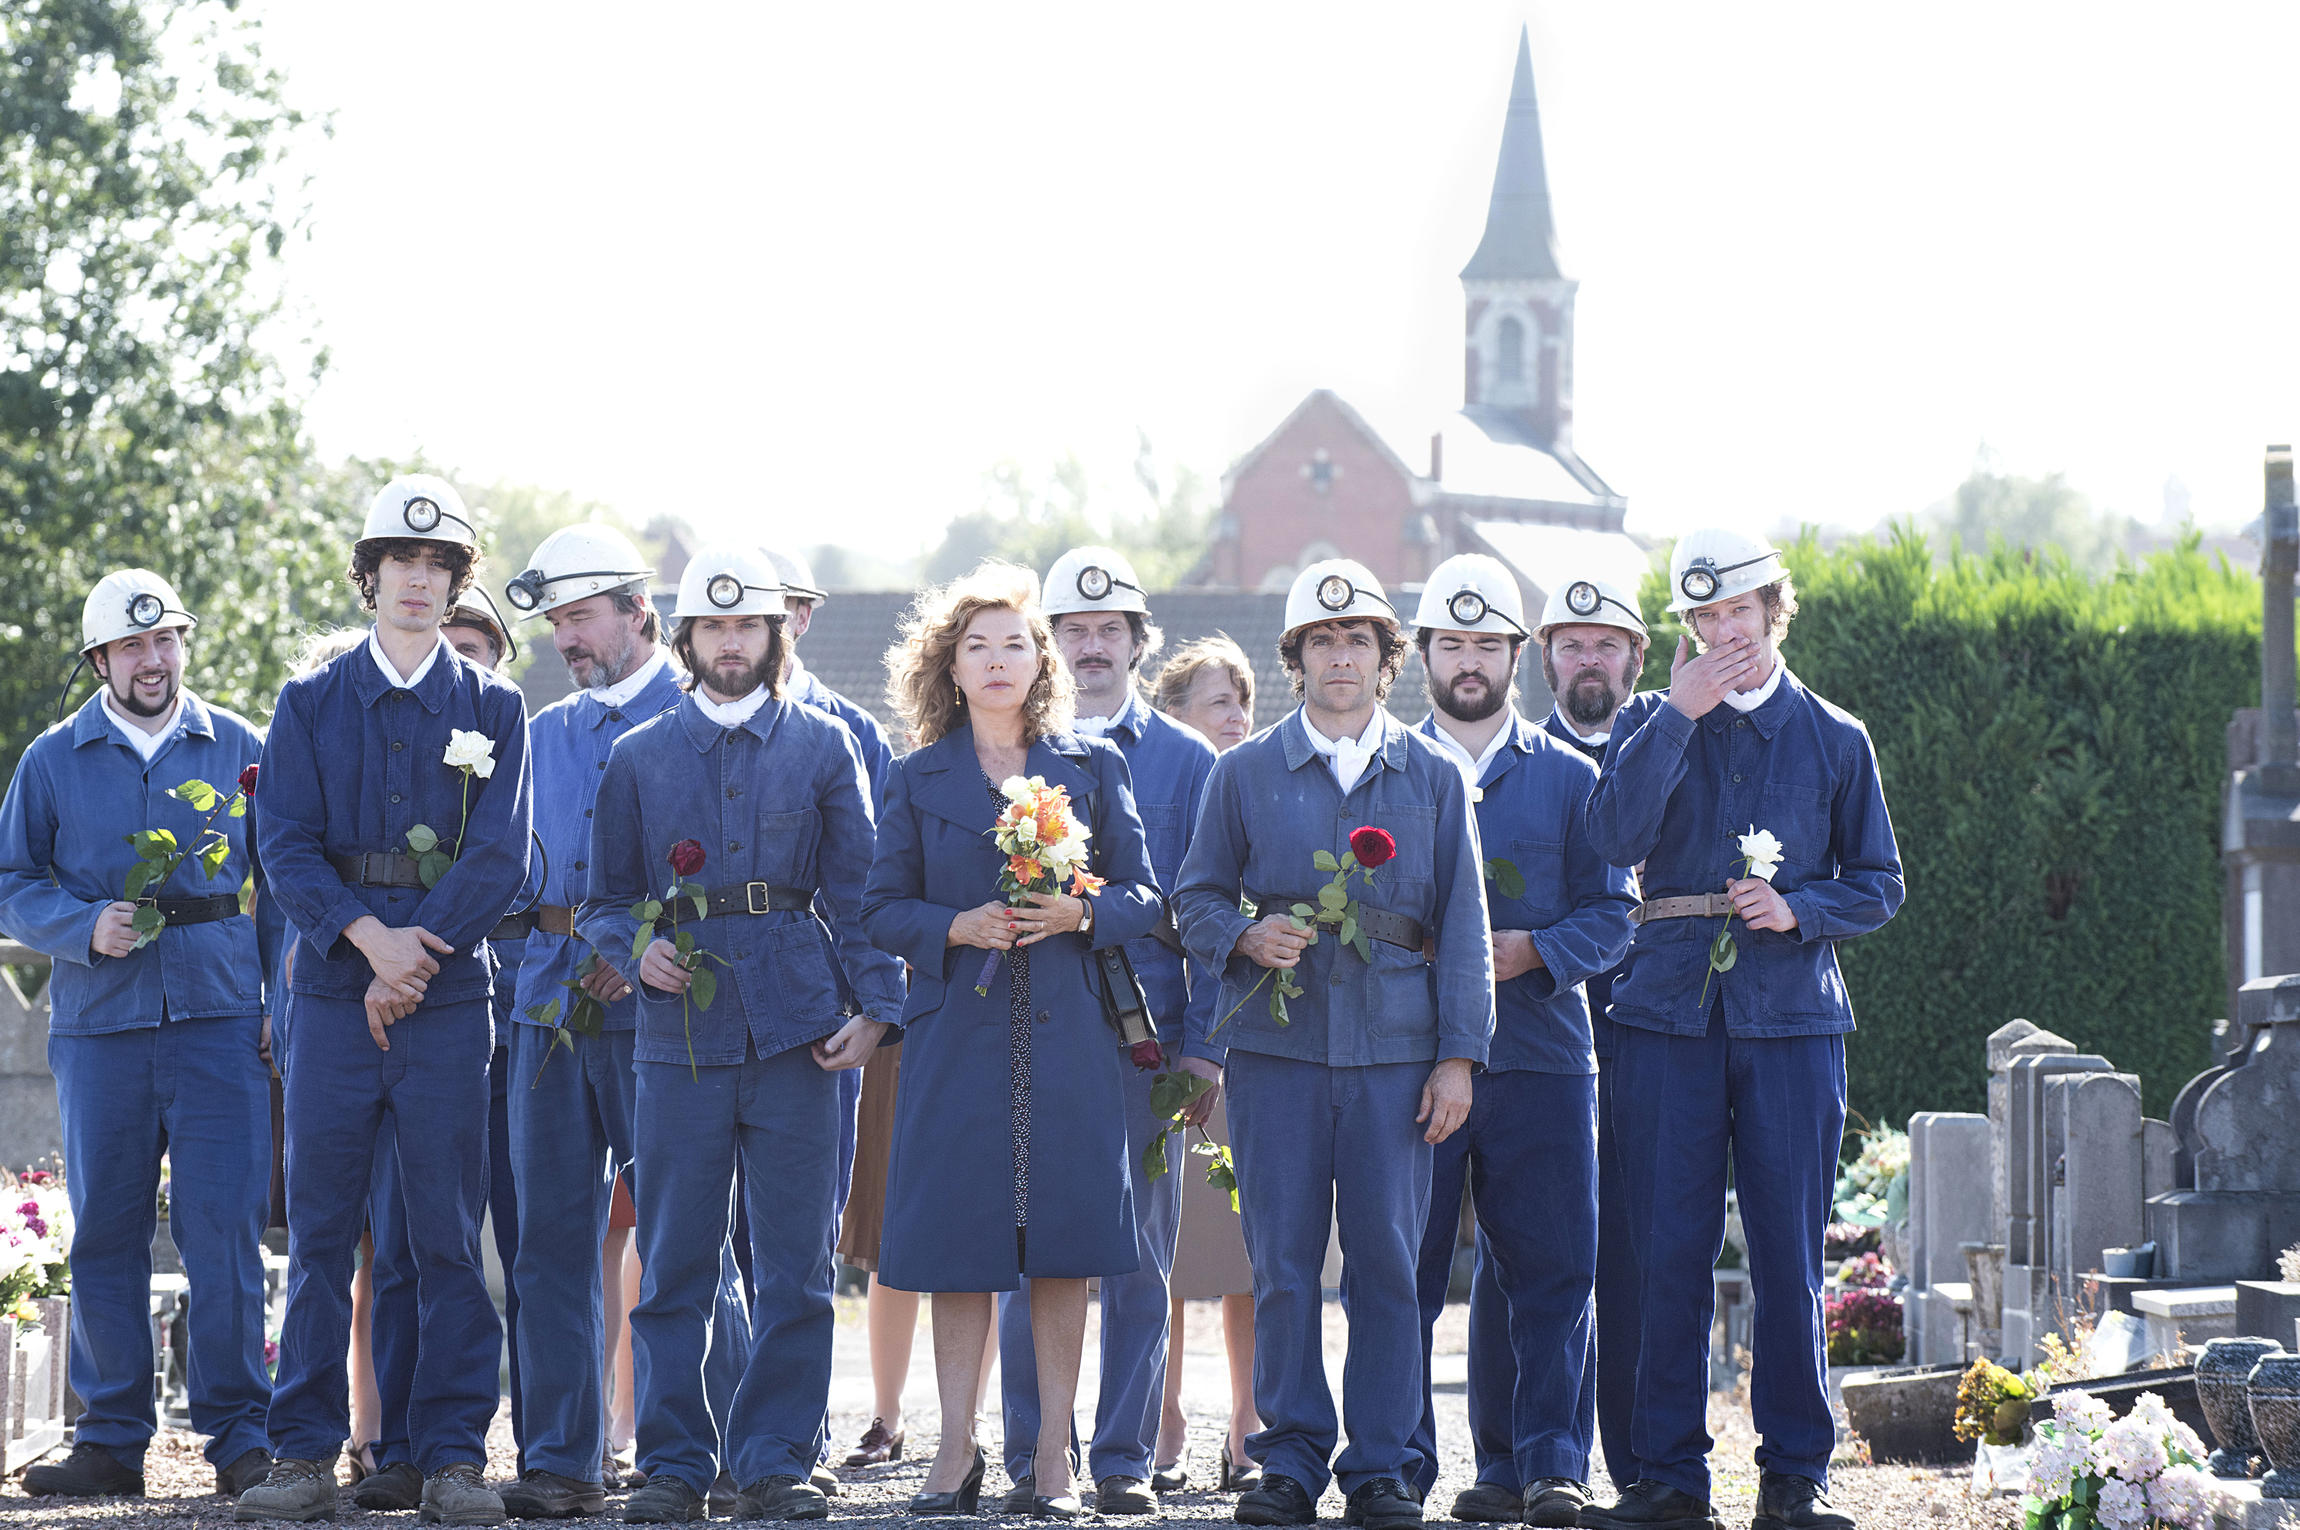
top-left (863, 562), bottom-right (1162, 1518)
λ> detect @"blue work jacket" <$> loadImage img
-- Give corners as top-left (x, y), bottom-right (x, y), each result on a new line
top-left (579, 690), bottom-right (904, 1067)
top-left (258, 637), bottom-right (533, 1005)
top-left (1416, 711), bottom-right (1635, 1075)
top-left (1095, 692), bottom-right (1222, 1064)
top-left (1543, 691), bottom-right (1668, 1059)
top-left (1584, 667), bottom-right (1903, 1038)
top-left (790, 660), bottom-right (894, 812)
top-left (510, 655), bottom-right (685, 1034)
top-left (1172, 707), bottom-right (1494, 1070)
top-left (0, 692), bottom-right (283, 1033)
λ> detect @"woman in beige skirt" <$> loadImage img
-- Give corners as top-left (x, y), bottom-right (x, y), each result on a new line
top-left (1148, 639), bottom-right (1263, 1491)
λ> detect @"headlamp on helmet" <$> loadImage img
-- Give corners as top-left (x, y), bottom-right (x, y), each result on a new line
top-left (1677, 551), bottom-right (1777, 606)
top-left (1444, 587), bottom-right (1527, 635)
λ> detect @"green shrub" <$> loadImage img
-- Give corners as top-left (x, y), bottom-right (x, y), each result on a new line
top-left (1638, 526), bottom-right (2261, 1121)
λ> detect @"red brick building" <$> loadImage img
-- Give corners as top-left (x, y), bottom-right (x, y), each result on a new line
top-left (1193, 29), bottom-right (1646, 614)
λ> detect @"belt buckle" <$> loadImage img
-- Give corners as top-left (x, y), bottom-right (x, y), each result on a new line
top-left (745, 880), bottom-right (770, 915)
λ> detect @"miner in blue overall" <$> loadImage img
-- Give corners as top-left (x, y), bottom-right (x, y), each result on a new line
top-left (237, 475), bottom-right (532, 1526)
top-left (1579, 532), bottom-right (1901, 1530)
top-left (581, 546), bottom-right (903, 1524)
top-left (996, 546), bottom-right (1218, 1516)
top-left (354, 586), bottom-right (541, 1514)
top-left (1403, 556), bottom-right (1636, 1528)
top-left (1534, 573), bottom-right (1664, 1502)
top-left (1173, 559), bottom-right (1493, 1530)
top-left (0, 570), bottom-right (282, 1501)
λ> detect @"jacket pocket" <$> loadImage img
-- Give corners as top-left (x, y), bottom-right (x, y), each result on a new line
top-left (1757, 783), bottom-right (1830, 874)
top-left (766, 917), bottom-right (844, 1022)
top-left (1137, 802), bottom-right (1185, 888)
top-left (1499, 835), bottom-right (1568, 923)
top-left (755, 809), bottom-right (821, 888)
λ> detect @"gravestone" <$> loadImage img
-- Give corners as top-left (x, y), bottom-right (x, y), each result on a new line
top-left (1905, 1112), bottom-right (1991, 1365)
top-left (2147, 974), bottom-right (2300, 1281)
top-left (2003, 1048), bottom-right (2117, 1360)
top-left (0, 942), bottom-right (60, 1171)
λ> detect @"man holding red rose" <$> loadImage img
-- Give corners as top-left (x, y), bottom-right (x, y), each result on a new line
top-left (0, 569), bottom-right (283, 1501)
top-left (1173, 559), bottom-right (1494, 1530)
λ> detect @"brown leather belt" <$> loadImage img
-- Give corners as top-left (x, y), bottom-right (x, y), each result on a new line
top-left (328, 850), bottom-right (427, 890)
top-left (489, 905), bottom-right (577, 941)
top-left (533, 905), bottom-right (576, 937)
top-left (1252, 892), bottom-right (1425, 951)
top-left (1632, 893), bottom-right (1738, 925)
top-left (697, 882), bottom-right (815, 919)
top-left (136, 893), bottom-right (243, 925)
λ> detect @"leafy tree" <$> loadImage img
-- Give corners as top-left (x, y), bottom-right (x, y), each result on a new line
top-left (1921, 457), bottom-right (2143, 573)
top-left (1, 0), bottom-right (345, 774)
top-left (923, 433), bottom-right (1213, 588)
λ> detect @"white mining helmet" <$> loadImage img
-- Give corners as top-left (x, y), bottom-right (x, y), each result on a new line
top-left (672, 545), bottom-right (787, 620)
top-left (1537, 574), bottom-right (1648, 642)
top-left (1043, 546), bottom-right (1150, 618)
top-left (765, 546), bottom-right (828, 606)
top-left (1282, 558), bottom-right (1396, 638)
top-left (358, 473), bottom-right (478, 550)
top-left (80, 568), bottom-right (197, 655)
top-left (1410, 553), bottom-right (1527, 637)
top-left (445, 587), bottom-right (520, 667)
top-left (1666, 528), bottom-right (1787, 614)
top-left (502, 524), bottom-right (654, 618)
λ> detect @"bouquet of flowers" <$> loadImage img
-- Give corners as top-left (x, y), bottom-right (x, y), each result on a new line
top-left (120, 766), bottom-right (258, 947)
top-left (976, 775), bottom-right (1105, 997)
top-left (2020, 1391), bottom-right (2213, 1530)
top-left (1957, 1359), bottom-right (2043, 1448)
top-left (1700, 825), bottom-right (1783, 1006)
top-left (1835, 1251), bottom-right (1891, 1289)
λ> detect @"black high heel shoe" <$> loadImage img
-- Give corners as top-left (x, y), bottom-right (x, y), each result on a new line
top-left (909, 1446), bottom-right (986, 1516)
top-left (1218, 1452), bottom-right (1262, 1493)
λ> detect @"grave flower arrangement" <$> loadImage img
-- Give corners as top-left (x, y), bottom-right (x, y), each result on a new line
top-left (1823, 1287), bottom-right (1904, 1365)
top-left (2020, 1391), bottom-right (2213, 1530)
top-left (1956, 1359), bottom-right (2042, 1448)
top-left (1834, 1123), bottom-right (1910, 1228)
top-left (0, 1165), bottom-right (72, 1321)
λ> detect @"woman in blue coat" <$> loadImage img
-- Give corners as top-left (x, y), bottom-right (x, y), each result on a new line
top-left (863, 561), bottom-right (1162, 1518)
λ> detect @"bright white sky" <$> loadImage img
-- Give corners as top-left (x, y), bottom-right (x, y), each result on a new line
top-left (249, 1), bottom-right (2300, 563)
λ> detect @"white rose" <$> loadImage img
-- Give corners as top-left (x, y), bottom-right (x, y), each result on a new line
top-left (1738, 826), bottom-right (1784, 883)
top-left (1000, 774), bottom-right (1039, 805)
top-left (443, 729), bottom-right (497, 778)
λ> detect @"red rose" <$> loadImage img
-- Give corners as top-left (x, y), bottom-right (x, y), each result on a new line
top-left (238, 764), bottom-right (260, 796)
top-left (1349, 826), bottom-right (1396, 868)
top-left (667, 839), bottom-right (707, 878)
top-left (1129, 1039), bottom-right (1164, 1071)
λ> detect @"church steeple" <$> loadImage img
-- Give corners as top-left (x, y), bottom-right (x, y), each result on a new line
top-left (1461, 26), bottom-right (1578, 455)
top-left (1460, 28), bottom-right (1562, 283)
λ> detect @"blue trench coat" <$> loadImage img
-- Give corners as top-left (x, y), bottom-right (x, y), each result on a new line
top-left (861, 724), bottom-right (1162, 1293)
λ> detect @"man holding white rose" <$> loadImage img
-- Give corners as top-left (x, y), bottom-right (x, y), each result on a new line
top-left (239, 476), bottom-right (533, 1526)
top-left (1580, 531), bottom-right (1902, 1530)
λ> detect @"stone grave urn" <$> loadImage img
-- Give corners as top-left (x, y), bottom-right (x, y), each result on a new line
top-left (2251, 1351), bottom-right (2300, 1499)
top-left (2198, 1337), bottom-right (2285, 1477)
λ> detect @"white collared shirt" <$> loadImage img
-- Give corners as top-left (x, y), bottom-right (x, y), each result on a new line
top-left (694, 683), bottom-right (769, 730)
top-left (589, 648), bottom-right (672, 710)
top-left (1550, 703), bottom-right (1611, 750)
top-left (1722, 659), bottom-right (1786, 713)
top-left (103, 689), bottom-right (187, 765)
top-left (1427, 711), bottom-right (1518, 795)
top-left (1301, 708), bottom-right (1385, 794)
top-left (368, 628), bottom-right (447, 690)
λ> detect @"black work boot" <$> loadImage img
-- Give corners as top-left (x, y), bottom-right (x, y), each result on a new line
top-left (419, 1462), bottom-right (507, 1525)
top-left (624, 1474), bottom-right (707, 1523)
top-left (1236, 1473), bottom-right (1320, 1526)
top-left (234, 1456), bottom-right (341, 1522)
top-left (23, 1442), bottom-right (145, 1498)
top-left (500, 1468), bottom-right (609, 1519)
top-left (1752, 1472), bottom-right (1853, 1530)
top-left (354, 1460), bottom-right (426, 1511)
top-left (1344, 1478), bottom-right (1424, 1530)
top-left (1576, 1481), bottom-right (1722, 1530)
top-left (1449, 1480), bottom-right (1523, 1522)
top-left (736, 1474), bottom-right (831, 1520)
top-left (217, 1449), bottom-right (275, 1499)
top-left (1524, 1480), bottom-right (1590, 1528)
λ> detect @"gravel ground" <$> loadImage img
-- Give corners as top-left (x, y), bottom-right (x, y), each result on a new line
top-left (1, 1299), bottom-right (2019, 1530)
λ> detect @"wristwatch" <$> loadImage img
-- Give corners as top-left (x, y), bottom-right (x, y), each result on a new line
top-left (1076, 897), bottom-right (1095, 936)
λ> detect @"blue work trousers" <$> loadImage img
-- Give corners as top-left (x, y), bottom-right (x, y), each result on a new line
top-left (1611, 1009), bottom-right (1845, 1502)
top-left (1227, 1051), bottom-right (1431, 1498)
top-left (370, 1041), bottom-right (522, 1470)
top-left (997, 1059), bottom-right (1182, 1481)
top-left (632, 1044), bottom-right (836, 1494)
top-left (48, 1014), bottom-right (273, 1469)
top-left (1410, 1070), bottom-right (1596, 1498)
top-left (268, 997), bottom-right (500, 1469)
top-left (1592, 1056), bottom-right (1642, 1490)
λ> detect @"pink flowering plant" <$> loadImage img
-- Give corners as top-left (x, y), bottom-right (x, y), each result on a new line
top-left (1823, 1287), bottom-right (1904, 1364)
top-left (2021, 1391), bottom-right (2214, 1530)
top-left (0, 1164), bottom-right (73, 1322)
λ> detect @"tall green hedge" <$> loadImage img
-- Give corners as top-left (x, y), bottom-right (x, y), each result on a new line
top-left (1637, 527), bottom-right (2263, 1122)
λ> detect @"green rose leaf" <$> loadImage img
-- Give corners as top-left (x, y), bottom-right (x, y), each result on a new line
top-left (524, 997), bottom-right (562, 1026)
top-left (631, 927), bottom-right (653, 962)
top-left (1350, 932), bottom-right (1374, 964)
top-left (1290, 903), bottom-right (1314, 921)
top-left (200, 840), bottom-right (231, 880)
top-left (229, 796), bottom-right (247, 819)
top-left (418, 850), bottom-right (452, 889)
top-left (688, 964), bottom-right (717, 1012)
top-left (1339, 913), bottom-right (1358, 946)
top-left (125, 861), bottom-right (155, 900)
top-left (692, 892), bottom-right (709, 922)
top-left (1143, 1128), bottom-right (1169, 1182)
top-left (674, 928), bottom-right (695, 956)
top-left (635, 899), bottom-right (663, 924)
top-left (1317, 885), bottom-right (1346, 911)
top-left (1313, 849), bottom-right (1338, 873)
top-left (1485, 857), bottom-right (1526, 900)
top-left (405, 823), bottom-right (439, 854)
top-left (171, 779), bottom-right (217, 811)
